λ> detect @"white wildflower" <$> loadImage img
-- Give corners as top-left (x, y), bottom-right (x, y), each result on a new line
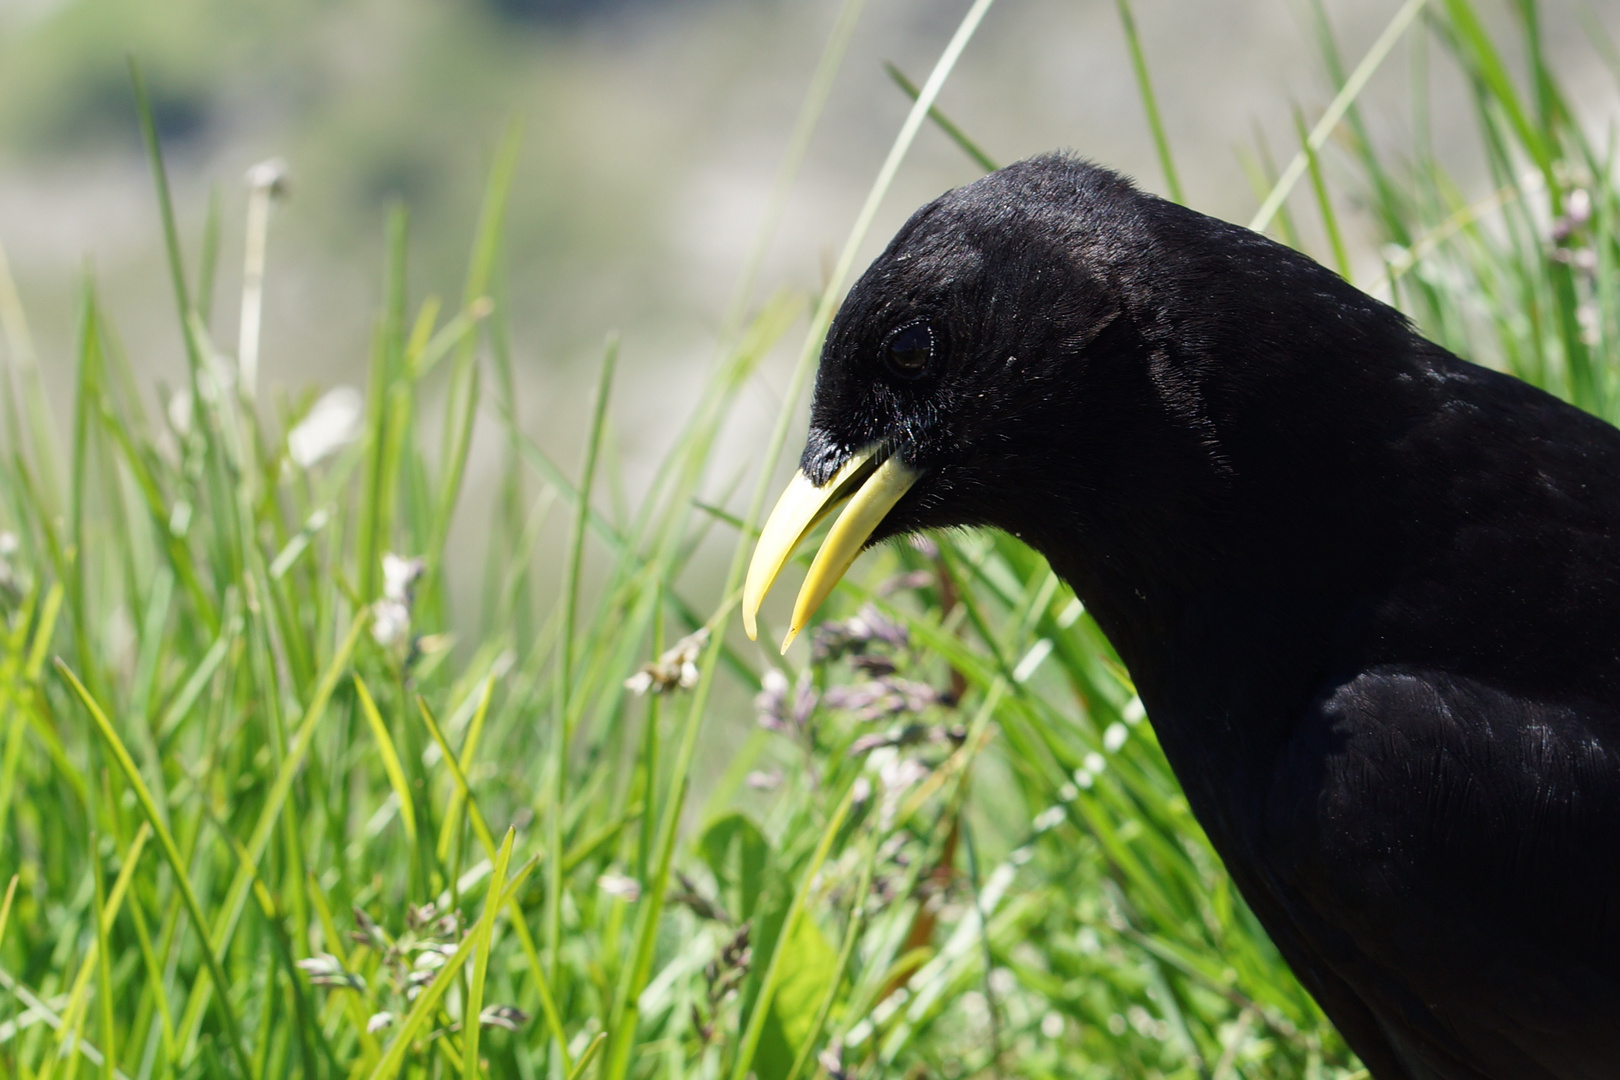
top-left (382, 553), bottom-right (425, 602)
top-left (296, 953), bottom-right (365, 991)
top-left (755, 668), bottom-right (819, 730)
top-left (597, 872), bottom-right (642, 902)
top-left (479, 1004), bottom-right (528, 1031)
top-left (1578, 301), bottom-right (1601, 346)
top-left (167, 389), bottom-right (193, 436)
top-left (877, 756), bottom-right (930, 827)
top-left (372, 600), bottom-right (410, 646)
top-left (288, 387), bottom-right (363, 467)
top-left (413, 950), bottom-right (448, 972)
top-left (624, 627), bottom-right (709, 696)
top-left (372, 553), bottom-right (425, 646)
top-left (295, 954), bottom-right (344, 978)
top-left (745, 769), bottom-right (782, 791)
top-left (878, 755), bottom-right (930, 796)
top-left (246, 157), bottom-right (290, 197)
top-left (1566, 187), bottom-right (1593, 227)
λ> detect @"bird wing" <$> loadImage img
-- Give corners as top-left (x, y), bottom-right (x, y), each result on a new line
top-left (1260, 665), bottom-right (1620, 1080)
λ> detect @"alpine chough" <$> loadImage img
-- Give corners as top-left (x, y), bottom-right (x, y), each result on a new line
top-left (742, 155), bottom-right (1620, 1079)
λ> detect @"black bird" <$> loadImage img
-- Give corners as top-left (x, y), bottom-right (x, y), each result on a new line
top-left (741, 155), bottom-right (1620, 1079)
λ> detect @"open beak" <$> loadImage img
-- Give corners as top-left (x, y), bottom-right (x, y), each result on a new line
top-left (742, 443), bottom-right (920, 653)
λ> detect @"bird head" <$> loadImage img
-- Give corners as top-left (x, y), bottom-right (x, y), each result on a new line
top-left (742, 153), bottom-right (1405, 653)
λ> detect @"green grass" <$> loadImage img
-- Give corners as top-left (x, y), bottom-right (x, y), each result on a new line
top-left (2, 1), bottom-right (1617, 1078)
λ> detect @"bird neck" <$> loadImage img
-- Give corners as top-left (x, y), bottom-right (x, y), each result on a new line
top-left (1006, 324), bottom-right (1424, 811)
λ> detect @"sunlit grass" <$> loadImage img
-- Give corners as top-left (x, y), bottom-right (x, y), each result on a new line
top-left (2, 1), bottom-right (1616, 1078)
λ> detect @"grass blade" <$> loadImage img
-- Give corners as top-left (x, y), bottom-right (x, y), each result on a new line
top-left (416, 694), bottom-right (571, 1071)
top-left (566, 1033), bottom-right (606, 1080)
top-left (548, 334), bottom-right (617, 970)
top-left (197, 185), bottom-right (221, 330)
top-left (1114, 0), bottom-right (1184, 202)
top-left (726, 784), bottom-right (855, 1080)
top-left (90, 833), bottom-right (115, 1080)
top-left (460, 823), bottom-right (510, 1080)
top-left (54, 660), bottom-right (257, 1080)
top-left (128, 57), bottom-right (203, 378)
top-left (0, 875), bottom-right (14, 954)
top-left (353, 674), bottom-right (418, 844)
top-left (0, 233), bottom-right (61, 518)
top-left (1295, 104), bottom-right (1352, 278)
top-left (1250, 0), bottom-right (1428, 233)
top-left (367, 830), bottom-right (530, 1080)
top-left (172, 611), bottom-right (367, 1060)
top-left (882, 63), bottom-right (999, 173)
top-left (430, 118), bottom-right (523, 577)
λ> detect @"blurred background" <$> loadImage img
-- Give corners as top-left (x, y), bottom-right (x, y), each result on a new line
top-left (3, 0), bottom-right (1619, 609)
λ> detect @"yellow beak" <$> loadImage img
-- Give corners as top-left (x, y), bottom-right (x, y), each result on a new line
top-left (742, 444), bottom-right (921, 653)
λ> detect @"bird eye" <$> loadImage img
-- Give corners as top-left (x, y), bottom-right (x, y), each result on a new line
top-left (884, 321), bottom-right (934, 377)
